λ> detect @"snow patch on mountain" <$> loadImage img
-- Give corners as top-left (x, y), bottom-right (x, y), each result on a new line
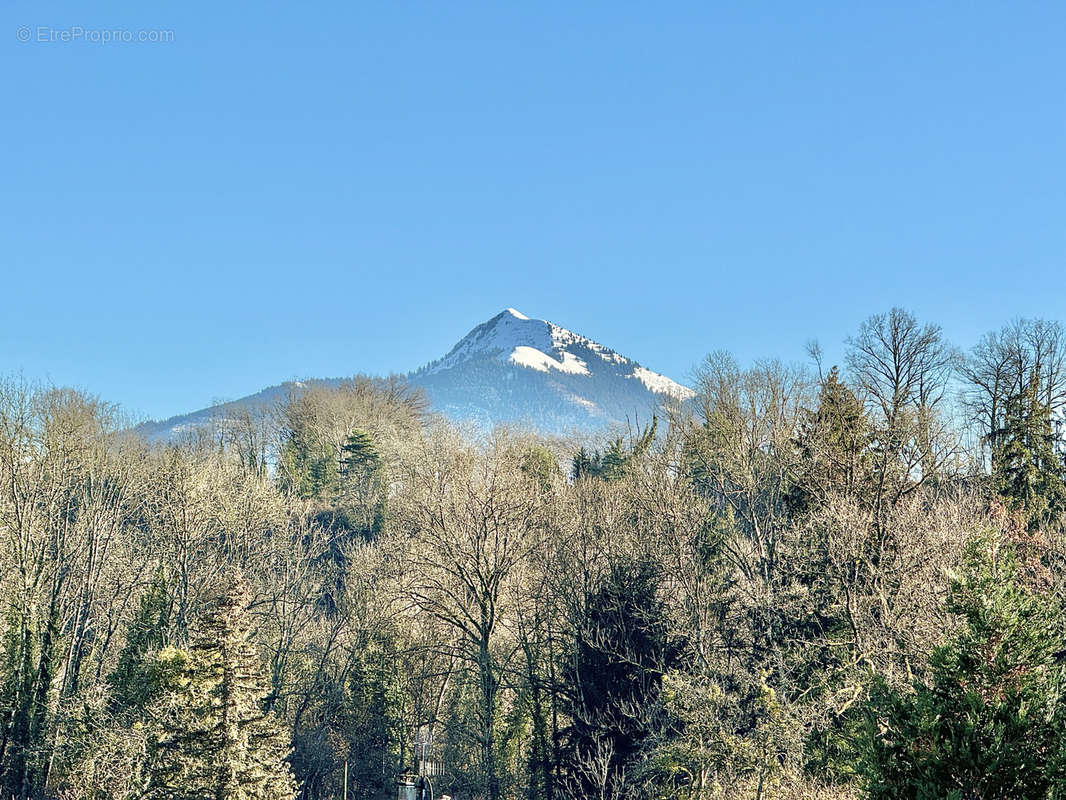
top-left (631, 366), bottom-right (694, 400)
top-left (510, 346), bottom-right (590, 375)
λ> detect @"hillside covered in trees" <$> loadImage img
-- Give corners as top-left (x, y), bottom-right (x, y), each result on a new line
top-left (6, 309), bottom-right (1066, 800)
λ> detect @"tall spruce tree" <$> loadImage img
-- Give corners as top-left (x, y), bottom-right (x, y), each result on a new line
top-left (337, 428), bottom-right (387, 540)
top-left (570, 446), bottom-right (599, 481)
top-left (993, 371), bottom-right (1066, 526)
top-left (791, 366), bottom-right (870, 511)
top-left (139, 575), bottom-right (297, 800)
top-left (570, 418), bottom-right (658, 482)
top-left (339, 428), bottom-right (380, 478)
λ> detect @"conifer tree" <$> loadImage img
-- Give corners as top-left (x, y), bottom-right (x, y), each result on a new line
top-left (570, 446), bottom-right (598, 480)
top-left (571, 418), bottom-right (657, 482)
top-left (338, 428), bottom-right (387, 539)
top-left (342, 636), bottom-right (406, 799)
top-left (862, 537), bottom-right (1066, 799)
top-left (564, 561), bottom-right (678, 797)
top-left (792, 366), bottom-right (870, 510)
top-left (109, 568), bottom-right (171, 712)
top-left (139, 575), bottom-right (298, 800)
top-left (520, 444), bottom-right (561, 491)
top-left (339, 428), bottom-right (380, 478)
top-left (598, 438), bottom-right (629, 482)
top-left (279, 434), bottom-right (339, 499)
top-left (993, 371), bottom-right (1066, 525)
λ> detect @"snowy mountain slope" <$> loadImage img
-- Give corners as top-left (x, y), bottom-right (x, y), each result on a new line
top-left (134, 308), bottom-right (694, 441)
top-left (420, 308), bottom-right (691, 394)
top-left (407, 308), bottom-right (693, 434)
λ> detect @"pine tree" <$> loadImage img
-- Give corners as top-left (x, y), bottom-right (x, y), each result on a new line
top-left (342, 635), bottom-right (406, 799)
top-left (570, 418), bottom-right (657, 483)
top-left (791, 366), bottom-right (870, 511)
top-left (339, 428), bottom-right (380, 478)
top-left (109, 567), bottom-right (171, 711)
top-left (570, 447), bottom-right (598, 481)
top-left (279, 434), bottom-right (339, 500)
top-left (862, 537), bottom-right (1066, 799)
top-left (338, 428), bottom-right (387, 539)
top-left (139, 575), bottom-right (298, 800)
top-left (564, 560), bottom-right (679, 796)
top-left (993, 371), bottom-right (1066, 526)
top-left (598, 438), bottom-right (629, 482)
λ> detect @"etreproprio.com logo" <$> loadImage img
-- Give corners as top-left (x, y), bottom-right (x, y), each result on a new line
top-left (17, 25), bottom-right (175, 44)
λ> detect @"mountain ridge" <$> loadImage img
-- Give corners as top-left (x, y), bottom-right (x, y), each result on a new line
top-left (135, 308), bottom-right (693, 440)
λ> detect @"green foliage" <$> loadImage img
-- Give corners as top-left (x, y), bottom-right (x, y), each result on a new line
top-left (50, 686), bottom-right (149, 800)
top-left (138, 576), bottom-right (298, 800)
top-left (563, 558), bottom-right (678, 796)
top-left (571, 417), bottom-right (657, 481)
top-left (636, 671), bottom-right (801, 800)
top-left (17, 325), bottom-right (1066, 800)
top-left (342, 635), bottom-right (406, 799)
top-left (280, 434), bottom-right (340, 499)
top-left (110, 569), bottom-right (172, 712)
top-left (520, 444), bottom-right (561, 491)
top-left (792, 366), bottom-right (871, 511)
top-left (993, 372), bottom-right (1066, 526)
top-left (338, 428), bottom-right (388, 539)
top-left (440, 676), bottom-right (496, 798)
top-left (0, 600), bottom-right (40, 796)
top-left (570, 446), bottom-right (597, 480)
top-left (340, 428), bottom-right (380, 478)
top-left (862, 537), bottom-right (1066, 800)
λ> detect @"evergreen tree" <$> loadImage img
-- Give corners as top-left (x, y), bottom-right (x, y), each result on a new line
top-left (0, 600), bottom-right (40, 797)
top-left (339, 428), bottom-right (380, 479)
top-left (139, 575), bottom-right (298, 800)
top-left (279, 434), bottom-right (339, 500)
top-left (791, 366), bottom-right (870, 511)
top-left (338, 428), bottom-right (387, 539)
top-left (993, 371), bottom-right (1066, 526)
top-left (570, 447), bottom-right (599, 481)
top-left (570, 418), bottom-right (657, 483)
top-left (862, 537), bottom-right (1066, 799)
top-left (109, 567), bottom-right (171, 712)
top-left (342, 635), bottom-right (405, 800)
top-left (520, 444), bottom-right (561, 491)
top-left (563, 560), bottom-right (678, 796)
top-left (598, 438), bottom-right (629, 482)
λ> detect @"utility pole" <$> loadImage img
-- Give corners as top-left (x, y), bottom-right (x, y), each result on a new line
top-left (343, 758), bottom-right (348, 800)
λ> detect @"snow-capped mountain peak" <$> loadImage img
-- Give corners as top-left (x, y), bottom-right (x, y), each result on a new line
top-left (426, 308), bottom-right (559, 372)
top-left (420, 308), bottom-right (693, 402)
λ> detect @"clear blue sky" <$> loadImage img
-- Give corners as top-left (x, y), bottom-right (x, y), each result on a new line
top-left (3, 1), bottom-right (1065, 421)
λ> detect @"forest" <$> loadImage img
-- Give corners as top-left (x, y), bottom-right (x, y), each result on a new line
top-left (5, 308), bottom-right (1066, 800)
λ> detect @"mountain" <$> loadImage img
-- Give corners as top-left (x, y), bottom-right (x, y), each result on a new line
top-left (134, 308), bottom-right (693, 441)
top-left (408, 308), bottom-right (692, 434)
